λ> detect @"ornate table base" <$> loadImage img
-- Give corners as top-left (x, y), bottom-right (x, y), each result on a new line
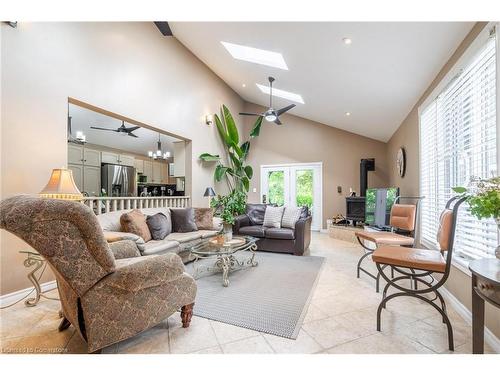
top-left (20, 251), bottom-right (59, 307)
top-left (192, 243), bottom-right (258, 287)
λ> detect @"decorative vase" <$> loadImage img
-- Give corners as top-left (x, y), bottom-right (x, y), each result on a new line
top-left (223, 223), bottom-right (233, 242)
top-left (496, 218), bottom-right (500, 260)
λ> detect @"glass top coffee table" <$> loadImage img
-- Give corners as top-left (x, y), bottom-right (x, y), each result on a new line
top-left (189, 236), bottom-right (258, 287)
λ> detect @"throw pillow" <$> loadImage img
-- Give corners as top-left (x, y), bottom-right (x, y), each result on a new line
top-left (299, 206), bottom-right (310, 220)
top-left (281, 206), bottom-right (302, 229)
top-left (263, 206), bottom-right (285, 228)
top-left (120, 209), bottom-right (152, 242)
top-left (146, 212), bottom-right (172, 240)
top-left (194, 208), bottom-right (214, 230)
top-left (246, 203), bottom-right (268, 225)
top-left (171, 207), bottom-right (198, 233)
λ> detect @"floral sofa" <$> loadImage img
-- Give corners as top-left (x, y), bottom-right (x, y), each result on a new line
top-left (97, 207), bottom-right (222, 263)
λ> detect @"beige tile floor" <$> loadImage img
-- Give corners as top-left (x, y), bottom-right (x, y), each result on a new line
top-left (0, 233), bottom-right (496, 354)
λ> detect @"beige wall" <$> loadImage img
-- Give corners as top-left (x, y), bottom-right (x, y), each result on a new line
top-left (0, 22), bottom-right (244, 294)
top-left (387, 22), bottom-right (500, 339)
top-left (243, 103), bottom-right (390, 228)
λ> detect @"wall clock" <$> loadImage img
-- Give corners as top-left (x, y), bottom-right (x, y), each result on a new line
top-left (396, 147), bottom-right (406, 178)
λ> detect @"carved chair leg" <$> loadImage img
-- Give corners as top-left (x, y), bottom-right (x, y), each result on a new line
top-left (58, 316), bottom-right (71, 332)
top-left (181, 303), bottom-right (194, 328)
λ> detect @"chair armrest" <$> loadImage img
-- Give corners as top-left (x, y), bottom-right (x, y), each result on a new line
top-left (233, 214), bottom-right (250, 233)
top-left (103, 231), bottom-right (145, 245)
top-left (104, 253), bottom-right (185, 292)
top-left (108, 240), bottom-right (141, 259)
top-left (294, 216), bottom-right (312, 255)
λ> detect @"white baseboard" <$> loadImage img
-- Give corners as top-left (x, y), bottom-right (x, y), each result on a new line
top-left (441, 287), bottom-right (500, 353)
top-left (0, 280), bottom-right (57, 308)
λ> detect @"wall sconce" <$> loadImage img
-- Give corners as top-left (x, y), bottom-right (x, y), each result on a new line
top-left (205, 114), bottom-right (214, 125)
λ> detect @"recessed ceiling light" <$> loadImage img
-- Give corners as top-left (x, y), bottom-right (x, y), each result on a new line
top-left (342, 37), bottom-right (352, 45)
top-left (242, 83), bottom-right (246, 88)
top-left (256, 83), bottom-right (304, 104)
top-left (221, 41), bottom-right (288, 70)
top-left (345, 112), bottom-right (351, 116)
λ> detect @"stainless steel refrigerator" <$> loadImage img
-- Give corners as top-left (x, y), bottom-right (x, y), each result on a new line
top-left (101, 163), bottom-right (137, 197)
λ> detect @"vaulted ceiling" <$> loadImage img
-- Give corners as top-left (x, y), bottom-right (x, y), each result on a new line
top-left (171, 22), bottom-right (474, 142)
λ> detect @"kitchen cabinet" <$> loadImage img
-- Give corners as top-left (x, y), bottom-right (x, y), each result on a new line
top-left (101, 151), bottom-right (120, 165)
top-left (134, 159), bottom-right (144, 174)
top-left (67, 144), bottom-right (101, 196)
top-left (152, 161), bottom-right (162, 183)
top-left (84, 149), bottom-right (101, 167)
top-left (68, 164), bottom-right (84, 192)
top-left (161, 163), bottom-right (169, 184)
top-left (119, 154), bottom-right (135, 167)
top-left (68, 144), bottom-right (84, 164)
top-left (173, 141), bottom-right (185, 177)
top-left (101, 151), bottom-right (135, 167)
top-left (143, 161), bottom-right (153, 182)
top-left (83, 166), bottom-right (101, 196)
top-left (68, 144), bottom-right (101, 167)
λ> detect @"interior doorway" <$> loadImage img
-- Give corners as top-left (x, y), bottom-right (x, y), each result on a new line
top-left (260, 163), bottom-right (322, 230)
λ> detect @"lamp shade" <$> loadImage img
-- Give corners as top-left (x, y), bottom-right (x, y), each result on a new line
top-left (39, 169), bottom-right (83, 201)
top-left (203, 187), bottom-right (216, 197)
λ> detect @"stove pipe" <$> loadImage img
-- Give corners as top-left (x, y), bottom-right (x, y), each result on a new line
top-left (359, 158), bottom-right (375, 197)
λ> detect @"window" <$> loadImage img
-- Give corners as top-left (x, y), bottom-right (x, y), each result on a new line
top-left (419, 32), bottom-right (498, 260)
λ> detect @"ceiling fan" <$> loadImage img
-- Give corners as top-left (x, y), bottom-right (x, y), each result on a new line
top-left (239, 76), bottom-right (296, 125)
top-left (90, 121), bottom-right (140, 138)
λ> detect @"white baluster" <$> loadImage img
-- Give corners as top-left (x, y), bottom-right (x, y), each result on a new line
top-left (97, 200), bottom-right (103, 215)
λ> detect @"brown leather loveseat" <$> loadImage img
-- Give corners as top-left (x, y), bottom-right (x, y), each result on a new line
top-left (233, 204), bottom-right (312, 256)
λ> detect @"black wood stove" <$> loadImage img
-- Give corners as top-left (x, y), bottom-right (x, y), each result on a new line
top-left (345, 158), bottom-right (375, 226)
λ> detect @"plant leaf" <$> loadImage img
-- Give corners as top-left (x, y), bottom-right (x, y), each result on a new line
top-left (214, 114), bottom-right (231, 147)
top-left (241, 141), bottom-right (250, 159)
top-left (242, 176), bottom-right (250, 192)
top-left (223, 105), bottom-right (239, 145)
top-left (231, 141), bottom-right (243, 157)
top-left (214, 164), bottom-right (229, 182)
top-left (452, 186), bottom-right (468, 194)
top-left (229, 152), bottom-right (242, 168)
top-left (244, 165), bottom-right (253, 179)
top-left (250, 116), bottom-right (263, 138)
top-left (199, 153), bottom-right (220, 161)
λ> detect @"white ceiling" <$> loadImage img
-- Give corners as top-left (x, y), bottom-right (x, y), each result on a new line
top-left (69, 104), bottom-right (180, 156)
top-left (171, 22), bottom-right (475, 142)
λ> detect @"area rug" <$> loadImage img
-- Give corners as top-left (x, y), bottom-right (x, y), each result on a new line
top-left (185, 252), bottom-right (325, 339)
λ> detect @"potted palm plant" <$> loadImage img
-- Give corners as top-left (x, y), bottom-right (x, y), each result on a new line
top-left (453, 176), bottom-right (500, 259)
top-left (199, 105), bottom-right (263, 239)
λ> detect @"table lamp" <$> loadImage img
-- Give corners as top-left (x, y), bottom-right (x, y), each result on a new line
top-left (39, 168), bottom-right (83, 201)
top-left (203, 187), bottom-right (216, 207)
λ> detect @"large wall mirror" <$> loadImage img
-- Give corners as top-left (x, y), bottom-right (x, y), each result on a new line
top-left (66, 99), bottom-right (190, 199)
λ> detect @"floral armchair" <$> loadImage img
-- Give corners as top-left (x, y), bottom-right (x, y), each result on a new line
top-left (0, 195), bottom-right (196, 353)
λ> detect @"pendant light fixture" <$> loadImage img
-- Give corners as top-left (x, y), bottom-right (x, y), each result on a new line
top-left (148, 133), bottom-right (171, 160)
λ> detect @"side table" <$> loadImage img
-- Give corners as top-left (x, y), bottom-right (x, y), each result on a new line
top-left (20, 250), bottom-right (58, 307)
top-left (469, 258), bottom-right (500, 354)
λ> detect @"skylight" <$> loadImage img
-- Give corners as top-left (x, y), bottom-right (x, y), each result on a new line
top-left (256, 84), bottom-right (304, 104)
top-left (221, 41), bottom-right (288, 70)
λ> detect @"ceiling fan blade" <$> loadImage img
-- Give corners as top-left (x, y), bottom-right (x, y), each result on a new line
top-left (239, 112), bottom-right (262, 117)
top-left (276, 104), bottom-right (296, 116)
top-left (274, 117), bottom-right (282, 125)
top-left (125, 126), bottom-right (140, 132)
top-left (154, 22), bottom-right (173, 36)
top-left (90, 126), bottom-right (118, 132)
top-left (127, 132), bottom-right (139, 138)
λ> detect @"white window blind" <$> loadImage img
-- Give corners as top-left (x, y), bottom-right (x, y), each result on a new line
top-left (419, 34), bottom-right (498, 260)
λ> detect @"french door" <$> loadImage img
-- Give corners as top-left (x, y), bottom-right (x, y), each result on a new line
top-left (261, 163), bottom-right (322, 230)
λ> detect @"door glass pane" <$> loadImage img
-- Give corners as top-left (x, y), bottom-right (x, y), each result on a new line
top-left (295, 169), bottom-right (313, 210)
top-left (268, 171), bottom-right (284, 205)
